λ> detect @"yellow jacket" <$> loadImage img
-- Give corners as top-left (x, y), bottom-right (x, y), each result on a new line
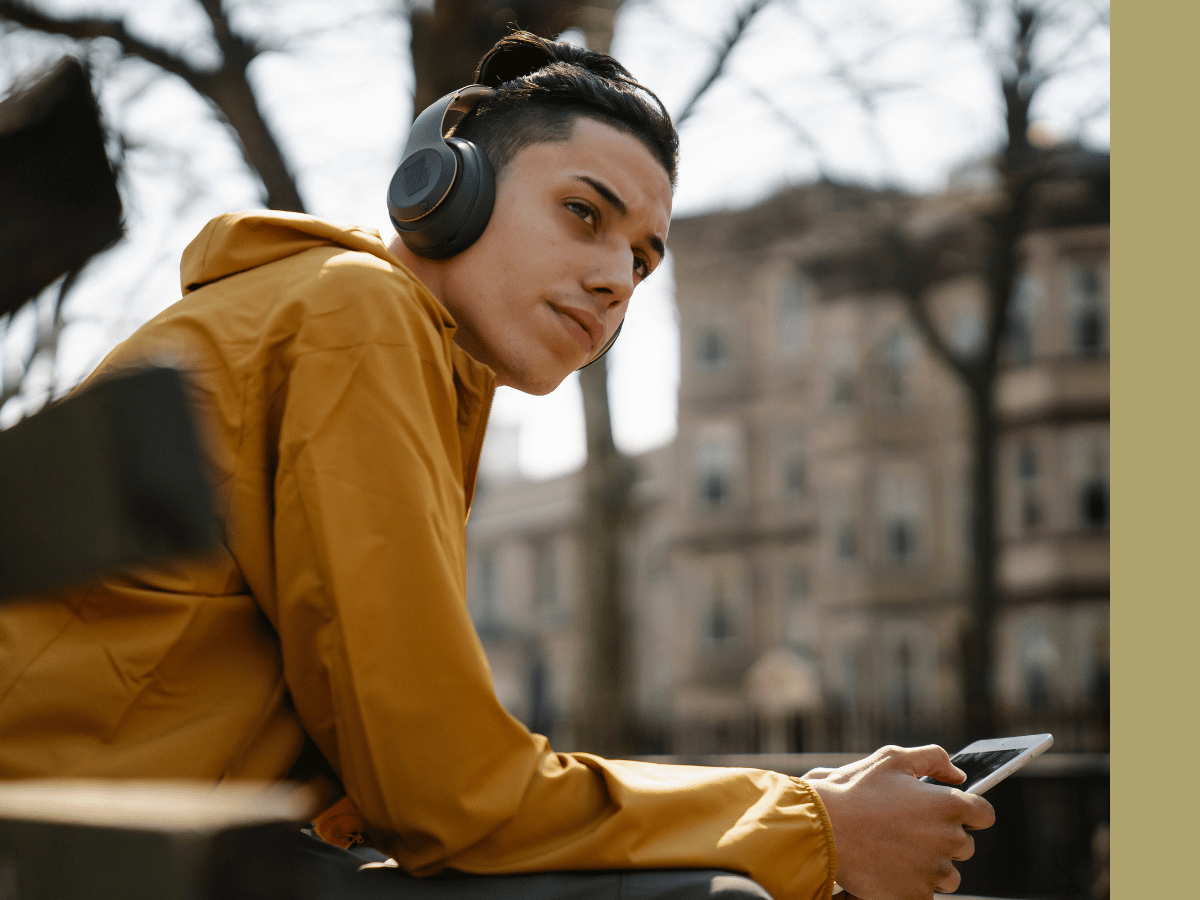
top-left (0, 212), bottom-right (835, 900)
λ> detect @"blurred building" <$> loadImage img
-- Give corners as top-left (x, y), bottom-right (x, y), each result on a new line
top-left (465, 151), bottom-right (1109, 755)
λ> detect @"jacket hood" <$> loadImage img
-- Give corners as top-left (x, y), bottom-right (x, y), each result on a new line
top-left (181, 211), bottom-right (401, 295)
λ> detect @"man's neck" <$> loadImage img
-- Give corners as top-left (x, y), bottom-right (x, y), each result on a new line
top-left (387, 234), bottom-right (444, 304)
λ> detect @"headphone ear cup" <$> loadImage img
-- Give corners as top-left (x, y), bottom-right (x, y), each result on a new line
top-left (391, 137), bottom-right (495, 259)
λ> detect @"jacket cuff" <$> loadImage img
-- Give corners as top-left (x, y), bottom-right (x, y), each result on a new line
top-left (793, 776), bottom-right (839, 900)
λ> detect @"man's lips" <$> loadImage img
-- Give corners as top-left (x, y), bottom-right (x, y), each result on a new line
top-left (554, 305), bottom-right (602, 353)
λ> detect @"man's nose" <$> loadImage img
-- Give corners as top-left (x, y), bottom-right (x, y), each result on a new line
top-left (582, 246), bottom-right (635, 307)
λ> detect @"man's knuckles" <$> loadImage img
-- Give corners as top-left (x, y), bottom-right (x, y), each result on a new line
top-left (960, 793), bottom-right (996, 830)
top-left (950, 829), bottom-right (975, 862)
top-left (933, 862), bottom-right (962, 895)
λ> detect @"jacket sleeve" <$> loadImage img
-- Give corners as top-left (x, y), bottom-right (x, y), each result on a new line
top-left (264, 271), bottom-right (837, 900)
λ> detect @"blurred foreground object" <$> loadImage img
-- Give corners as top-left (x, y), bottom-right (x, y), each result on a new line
top-left (0, 780), bottom-right (318, 900)
top-left (0, 55), bottom-right (123, 315)
top-left (0, 56), bottom-right (216, 601)
top-left (0, 367), bottom-right (218, 600)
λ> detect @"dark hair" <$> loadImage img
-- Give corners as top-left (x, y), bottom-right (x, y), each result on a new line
top-left (454, 31), bottom-right (679, 188)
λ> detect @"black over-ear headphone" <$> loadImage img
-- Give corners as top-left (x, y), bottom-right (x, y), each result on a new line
top-left (388, 85), bottom-right (496, 260)
top-left (387, 82), bottom-right (622, 367)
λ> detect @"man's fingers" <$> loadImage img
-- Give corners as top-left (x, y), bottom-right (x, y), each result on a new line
top-left (950, 828), bottom-right (975, 862)
top-left (892, 744), bottom-right (963, 783)
top-left (803, 766), bottom-right (837, 781)
top-left (933, 859), bottom-right (962, 895)
top-left (959, 792), bottom-right (996, 831)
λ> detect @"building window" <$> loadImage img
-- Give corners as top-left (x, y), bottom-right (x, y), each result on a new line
top-left (1079, 479), bottom-right (1109, 528)
top-left (891, 640), bottom-right (917, 726)
top-left (778, 272), bottom-right (813, 359)
top-left (885, 521), bottom-right (916, 565)
top-left (785, 456), bottom-right (806, 495)
top-left (474, 548), bottom-right (499, 625)
top-left (877, 327), bottom-right (916, 405)
top-left (879, 467), bottom-right (923, 568)
top-left (787, 565), bottom-right (809, 600)
top-left (830, 339), bottom-right (857, 407)
top-left (696, 326), bottom-right (729, 368)
top-left (829, 489), bottom-right (860, 567)
top-left (1021, 623), bottom-right (1058, 711)
top-left (701, 471), bottom-right (731, 507)
top-left (961, 490), bottom-right (975, 561)
top-left (1017, 440), bottom-right (1041, 530)
top-left (706, 575), bottom-right (736, 645)
top-left (1006, 272), bottom-right (1041, 365)
top-left (694, 425), bottom-right (741, 511)
top-left (1071, 434), bottom-right (1109, 530)
top-left (783, 563), bottom-right (810, 645)
top-left (1017, 443), bottom-right (1037, 479)
top-left (951, 309), bottom-right (984, 357)
top-left (836, 522), bottom-right (858, 562)
top-left (1083, 626), bottom-right (1110, 710)
top-left (1070, 262), bottom-right (1106, 358)
top-left (532, 539), bottom-right (557, 610)
top-left (838, 643), bottom-right (863, 708)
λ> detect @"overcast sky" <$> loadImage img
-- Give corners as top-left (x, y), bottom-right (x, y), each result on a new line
top-left (0, 0), bottom-right (1109, 477)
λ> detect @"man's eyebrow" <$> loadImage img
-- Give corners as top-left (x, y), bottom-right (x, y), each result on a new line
top-left (575, 175), bottom-right (666, 262)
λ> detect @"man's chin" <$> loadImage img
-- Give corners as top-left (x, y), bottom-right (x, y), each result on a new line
top-left (495, 363), bottom-right (574, 397)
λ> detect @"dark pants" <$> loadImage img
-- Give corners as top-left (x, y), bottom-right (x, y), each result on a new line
top-left (291, 831), bottom-right (775, 900)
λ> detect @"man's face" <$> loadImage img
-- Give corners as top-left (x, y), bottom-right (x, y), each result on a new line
top-left (438, 116), bottom-right (673, 395)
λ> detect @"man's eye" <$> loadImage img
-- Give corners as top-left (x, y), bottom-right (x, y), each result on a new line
top-left (634, 256), bottom-right (650, 279)
top-left (566, 201), bottom-right (595, 225)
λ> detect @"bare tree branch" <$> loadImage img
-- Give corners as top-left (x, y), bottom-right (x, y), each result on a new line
top-left (0, 0), bottom-right (305, 211)
top-left (0, 0), bottom-right (212, 88)
top-left (741, 82), bottom-right (833, 181)
top-left (884, 227), bottom-right (976, 385)
top-left (0, 268), bottom-right (80, 413)
top-left (787, 2), bottom-right (902, 182)
top-left (674, 0), bottom-right (776, 127)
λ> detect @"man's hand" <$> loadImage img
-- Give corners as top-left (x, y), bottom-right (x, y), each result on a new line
top-left (804, 745), bottom-right (995, 900)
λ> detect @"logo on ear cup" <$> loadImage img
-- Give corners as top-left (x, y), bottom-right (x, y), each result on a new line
top-left (402, 155), bottom-right (430, 199)
top-left (389, 148), bottom-right (452, 222)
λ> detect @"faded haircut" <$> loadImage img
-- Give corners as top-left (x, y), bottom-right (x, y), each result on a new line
top-left (453, 31), bottom-right (679, 188)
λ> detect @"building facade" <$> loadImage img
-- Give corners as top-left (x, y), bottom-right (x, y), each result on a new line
top-left (465, 159), bottom-right (1109, 756)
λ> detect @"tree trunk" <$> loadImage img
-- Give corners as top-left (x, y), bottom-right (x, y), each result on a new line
top-left (576, 357), bottom-right (639, 754)
top-left (407, 0), bottom-right (622, 116)
top-left (963, 373), bottom-right (999, 740)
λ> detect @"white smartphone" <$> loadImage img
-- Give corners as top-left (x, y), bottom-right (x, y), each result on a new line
top-left (921, 733), bottom-right (1054, 795)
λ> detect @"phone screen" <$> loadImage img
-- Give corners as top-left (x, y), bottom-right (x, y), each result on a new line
top-left (923, 748), bottom-right (1022, 791)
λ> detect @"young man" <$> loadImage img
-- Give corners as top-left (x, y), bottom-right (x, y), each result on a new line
top-left (0, 32), bottom-right (992, 900)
